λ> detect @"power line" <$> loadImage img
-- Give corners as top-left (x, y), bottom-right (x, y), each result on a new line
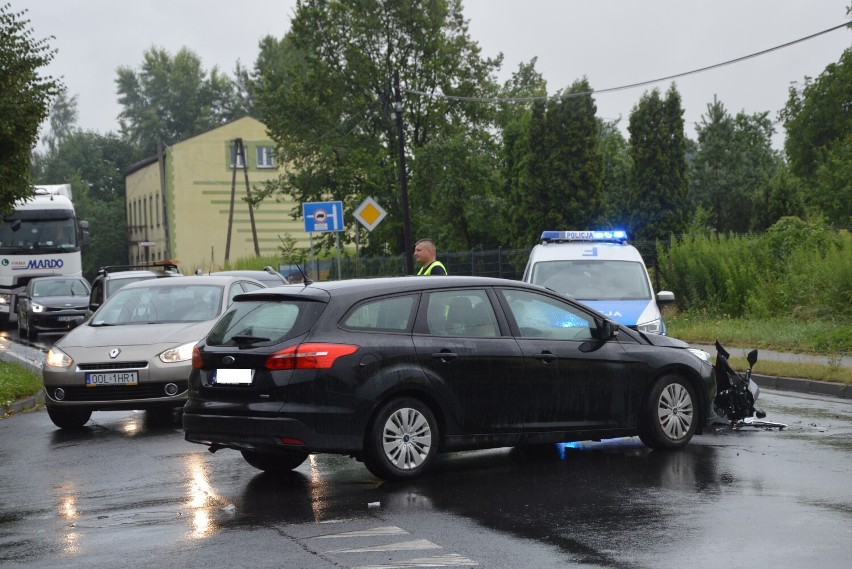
top-left (402, 21), bottom-right (851, 103)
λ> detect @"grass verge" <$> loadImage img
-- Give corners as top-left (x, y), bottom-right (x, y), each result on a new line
top-left (0, 361), bottom-right (42, 409)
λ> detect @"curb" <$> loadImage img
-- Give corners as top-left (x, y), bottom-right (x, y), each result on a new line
top-left (2, 390), bottom-right (44, 418)
top-left (753, 373), bottom-right (851, 400)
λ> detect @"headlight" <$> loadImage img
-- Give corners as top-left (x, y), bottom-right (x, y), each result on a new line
top-left (160, 341), bottom-right (197, 363)
top-left (45, 347), bottom-right (74, 368)
top-left (688, 348), bottom-right (712, 365)
top-left (637, 319), bottom-right (661, 334)
top-left (32, 303), bottom-right (45, 313)
top-left (0, 294), bottom-right (10, 306)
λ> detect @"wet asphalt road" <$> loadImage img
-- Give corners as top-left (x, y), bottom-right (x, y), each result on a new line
top-left (1, 388), bottom-right (851, 569)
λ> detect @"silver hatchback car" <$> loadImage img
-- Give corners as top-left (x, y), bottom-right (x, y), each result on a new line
top-left (42, 275), bottom-right (265, 429)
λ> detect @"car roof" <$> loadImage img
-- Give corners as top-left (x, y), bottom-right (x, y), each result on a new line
top-left (528, 241), bottom-right (644, 262)
top-left (210, 270), bottom-right (288, 283)
top-left (119, 274), bottom-right (266, 291)
top-left (235, 276), bottom-right (537, 301)
top-left (30, 275), bottom-right (88, 282)
top-left (102, 269), bottom-right (180, 279)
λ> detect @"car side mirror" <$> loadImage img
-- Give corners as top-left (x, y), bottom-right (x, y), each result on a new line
top-left (594, 319), bottom-right (617, 341)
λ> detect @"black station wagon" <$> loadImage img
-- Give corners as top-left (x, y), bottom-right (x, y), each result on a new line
top-left (183, 276), bottom-right (716, 480)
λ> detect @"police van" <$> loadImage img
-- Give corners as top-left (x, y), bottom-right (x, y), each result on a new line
top-left (522, 230), bottom-right (674, 334)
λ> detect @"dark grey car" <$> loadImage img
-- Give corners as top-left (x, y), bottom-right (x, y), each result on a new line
top-left (184, 276), bottom-right (717, 481)
top-left (16, 276), bottom-right (91, 339)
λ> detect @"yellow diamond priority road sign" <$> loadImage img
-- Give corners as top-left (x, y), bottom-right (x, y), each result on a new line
top-left (353, 197), bottom-right (387, 231)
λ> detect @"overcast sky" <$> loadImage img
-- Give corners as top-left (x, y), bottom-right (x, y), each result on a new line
top-left (19, 0), bottom-right (851, 149)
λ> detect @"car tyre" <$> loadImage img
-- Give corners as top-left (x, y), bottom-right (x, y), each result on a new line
top-left (47, 406), bottom-right (92, 430)
top-left (363, 397), bottom-right (438, 481)
top-left (241, 450), bottom-right (309, 474)
top-left (638, 374), bottom-right (697, 450)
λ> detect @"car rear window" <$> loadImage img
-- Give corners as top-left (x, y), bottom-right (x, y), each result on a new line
top-left (205, 298), bottom-right (324, 347)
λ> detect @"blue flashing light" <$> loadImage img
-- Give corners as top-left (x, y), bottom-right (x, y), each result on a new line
top-left (540, 230), bottom-right (628, 243)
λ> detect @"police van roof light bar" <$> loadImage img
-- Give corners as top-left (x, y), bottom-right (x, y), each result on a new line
top-left (540, 230), bottom-right (628, 244)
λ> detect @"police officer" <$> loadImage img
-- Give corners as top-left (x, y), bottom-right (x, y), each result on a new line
top-left (414, 238), bottom-right (447, 275)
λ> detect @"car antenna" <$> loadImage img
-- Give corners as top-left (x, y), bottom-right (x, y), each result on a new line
top-left (297, 264), bottom-right (312, 286)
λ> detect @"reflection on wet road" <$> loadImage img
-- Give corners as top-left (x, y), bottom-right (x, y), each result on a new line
top-left (0, 390), bottom-right (850, 568)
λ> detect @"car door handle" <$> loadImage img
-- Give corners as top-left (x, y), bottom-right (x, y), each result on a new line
top-left (533, 352), bottom-right (558, 363)
top-left (431, 351), bottom-right (458, 362)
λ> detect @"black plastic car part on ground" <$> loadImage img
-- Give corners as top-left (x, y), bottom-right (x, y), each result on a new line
top-left (183, 276), bottom-right (716, 481)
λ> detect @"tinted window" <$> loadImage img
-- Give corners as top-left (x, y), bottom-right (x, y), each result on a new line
top-left (206, 299), bottom-right (325, 346)
top-left (425, 290), bottom-right (499, 337)
top-left (500, 289), bottom-right (594, 340)
top-left (343, 295), bottom-right (415, 331)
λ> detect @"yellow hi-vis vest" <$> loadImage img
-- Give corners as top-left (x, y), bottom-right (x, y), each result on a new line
top-left (417, 260), bottom-right (447, 275)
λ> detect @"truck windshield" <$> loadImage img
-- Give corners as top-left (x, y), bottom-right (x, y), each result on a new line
top-left (0, 218), bottom-right (78, 253)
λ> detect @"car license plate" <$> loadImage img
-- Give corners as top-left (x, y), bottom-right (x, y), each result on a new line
top-left (213, 369), bottom-right (253, 385)
top-left (58, 316), bottom-right (77, 322)
top-left (85, 371), bottom-right (138, 386)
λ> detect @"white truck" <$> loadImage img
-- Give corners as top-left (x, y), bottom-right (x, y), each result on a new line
top-left (0, 184), bottom-right (89, 327)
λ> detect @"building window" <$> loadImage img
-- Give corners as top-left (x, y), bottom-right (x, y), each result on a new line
top-left (229, 145), bottom-right (246, 169)
top-left (256, 146), bottom-right (275, 168)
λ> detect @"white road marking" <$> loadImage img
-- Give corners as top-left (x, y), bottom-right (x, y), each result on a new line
top-left (312, 526), bottom-right (410, 539)
top-left (353, 553), bottom-right (479, 568)
top-left (324, 538), bottom-right (441, 554)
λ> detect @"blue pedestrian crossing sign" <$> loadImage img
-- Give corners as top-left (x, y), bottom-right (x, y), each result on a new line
top-left (303, 201), bottom-right (344, 233)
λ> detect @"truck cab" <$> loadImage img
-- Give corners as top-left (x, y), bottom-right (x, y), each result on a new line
top-left (0, 185), bottom-right (88, 326)
top-left (522, 230), bottom-right (675, 334)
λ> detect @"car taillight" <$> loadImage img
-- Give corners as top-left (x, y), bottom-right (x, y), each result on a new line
top-left (265, 343), bottom-right (358, 370)
top-left (192, 345), bottom-right (204, 369)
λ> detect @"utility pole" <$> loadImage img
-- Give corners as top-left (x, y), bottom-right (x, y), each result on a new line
top-left (224, 140), bottom-right (238, 264)
top-left (156, 137), bottom-right (171, 260)
top-left (237, 138), bottom-right (260, 256)
top-left (393, 70), bottom-right (414, 275)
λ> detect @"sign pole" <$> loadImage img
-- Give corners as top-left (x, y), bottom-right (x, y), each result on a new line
top-left (355, 226), bottom-right (360, 278)
top-left (335, 232), bottom-right (342, 280)
top-left (308, 233), bottom-right (314, 280)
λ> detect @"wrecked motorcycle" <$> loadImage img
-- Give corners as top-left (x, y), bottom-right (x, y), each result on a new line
top-left (712, 340), bottom-right (787, 429)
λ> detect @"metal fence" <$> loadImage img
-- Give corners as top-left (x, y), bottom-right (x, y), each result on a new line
top-left (316, 240), bottom-right (665, 289)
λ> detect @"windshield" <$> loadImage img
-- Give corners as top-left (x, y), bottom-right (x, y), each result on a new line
top-left (33, 278), bottom-right (89, 297)
top-left (0, 218), bottom-right (78, 253)
top-left (531, 260), bottom-right (652, 301)
top-left (91, 284), bottom-right (224, 325)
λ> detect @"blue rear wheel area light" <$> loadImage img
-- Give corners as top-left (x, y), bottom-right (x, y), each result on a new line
top-left (540, 230), bottom-right (628, 243)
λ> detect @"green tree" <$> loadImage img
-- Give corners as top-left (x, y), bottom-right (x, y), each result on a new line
top-left (116, 47), bottom-right (249, 155)
top-left (690, 97), bottom-right (779, 232)
top-left (781, 47), bottom-right (852, 226)
top-left (0, 4), bottom-right (61, 213)
top-left (502, 78), bottom-right (604, 246)
top-left (542, 79), bottom-right (604, 231)
top-left (43, 90), bottom-right (78, 157)
top-left (753, 162), bottom-right (806, 231)
top-left (627, 85), bottom-right (689, 242)
top-left (598, 119), bottom-right (632, 229)
top-left (252, 0), bottom-right (501, 256)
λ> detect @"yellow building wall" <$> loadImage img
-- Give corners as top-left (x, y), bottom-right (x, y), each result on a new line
top-left (125, 156), bottom-right (166, 266)
top-left (126, 117), bottom-right (307, 274)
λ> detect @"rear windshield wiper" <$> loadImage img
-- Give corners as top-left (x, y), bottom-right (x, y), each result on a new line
top-left (230, 334), bottom-right (271, 346)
